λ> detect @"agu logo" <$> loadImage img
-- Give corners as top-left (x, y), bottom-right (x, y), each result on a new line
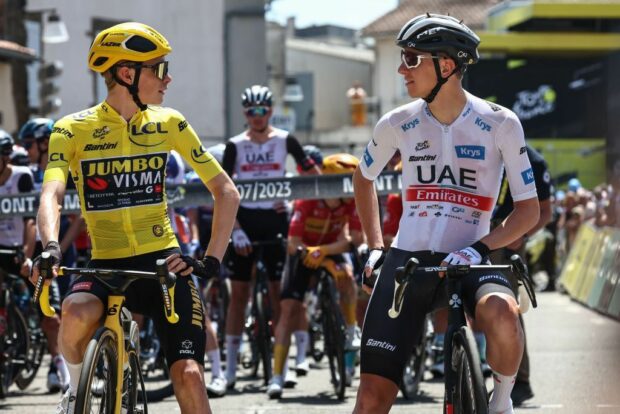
top-left (521, 168), bottom-right (534, 185)
top-left (455, 145), bottom-right (485, 160)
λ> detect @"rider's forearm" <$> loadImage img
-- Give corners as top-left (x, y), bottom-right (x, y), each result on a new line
top-left (321, 238), bottom-right (352, 256)
top-left (37, 182), bottom-right (64, 246)
top-left (287, 236), bottom-right (304, 256)
top-left (353, 168), bottom-right (383, 249)
top-left (205, 174), bottom-right (240, 261)
top-left (23, 218), bottom-right (36, 259)
top-left (525, 198), bottom-right (552, 237)
top-left (60, 215), bottom-right (85, 254)
top-left (482, 197), bottom-right (540, 250)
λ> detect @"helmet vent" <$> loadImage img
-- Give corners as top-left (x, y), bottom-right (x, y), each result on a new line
top-left (125, 35), bottom-right (157, 53)
top-left (92, 56), bottom-right (109, 67)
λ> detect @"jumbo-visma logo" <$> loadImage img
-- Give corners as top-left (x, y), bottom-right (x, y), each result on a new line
top-left (455, 145), bottom-right (485, 160)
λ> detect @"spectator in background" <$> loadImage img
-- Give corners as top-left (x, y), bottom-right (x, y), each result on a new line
top-left (346, 81), bottom-right (367, 126)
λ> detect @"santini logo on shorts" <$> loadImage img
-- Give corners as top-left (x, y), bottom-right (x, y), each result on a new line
top-left (455, 145), bottom-right (485, 160)
top-left (366, 338), bottom-right (396, 352)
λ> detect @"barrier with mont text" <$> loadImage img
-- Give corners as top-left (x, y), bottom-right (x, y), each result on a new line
top-left (0, 172), bottom-right (402, 218)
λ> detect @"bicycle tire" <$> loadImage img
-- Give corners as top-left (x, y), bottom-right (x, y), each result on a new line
top-left (128, 348), bottom-right (148, 414)
top-left (8, 305), bottom-right (30, 382)
top-left (139, 322), bottom-right (173, 402)
top-left (75, 327), bottom-right (118, 414)
top-left (0, 305), bottom-right (19, 397)
top-left (255, 289), bottom-right (273, 385)
top-left (400, 320), bottom-right (429, 400)
top-left (452, 327), bottom-right (488, 414)
top-left (15, 310), bottom-right (47, 390)
top-left (321, 280), bottom-right (346, 400)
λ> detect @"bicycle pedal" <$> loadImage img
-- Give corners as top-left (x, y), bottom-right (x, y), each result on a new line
top-left (134, 405), bottom-right (145, 414)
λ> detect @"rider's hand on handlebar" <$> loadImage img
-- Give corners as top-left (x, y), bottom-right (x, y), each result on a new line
top-left (232, 228), bottom-right (252, 256)
top-left (303, 246), bottom-right (327, 269)
top-left (166, 253), bottom-right (220, 279)
top-left (362, 248), bottom-right (385, 294)
top-left (29, 241), bottom-right (62, 286)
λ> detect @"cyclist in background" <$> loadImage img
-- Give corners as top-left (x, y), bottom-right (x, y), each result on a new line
top-left (4, 126), bottom-right (72, 394)
top-left (491, 143), bottom-right (553, 406)
top-left (19, 118), bottom-right (85, 294)
top-left (352, 14), bottom-right (540, 414)
top-left (267, 153), bottom-right (364, 398)
top-left (221, 85), bottom-right (320, 388)
top-left (30, 22), bottom-right (239, 414)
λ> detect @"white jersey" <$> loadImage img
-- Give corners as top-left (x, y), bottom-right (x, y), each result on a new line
top-left (360, 92), bottom-right (537, 253)
top-left (226, 128), bottom-right (294, 209)
top-left (0, 166), bottom-right (34, 246)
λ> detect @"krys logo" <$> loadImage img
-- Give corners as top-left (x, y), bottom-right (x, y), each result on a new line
top-left (474, 117), bottom-right (491, 132)
top-left (401, 118), bottom-right (420, 133)
top-left (455, 145), bottom-right (485, 160)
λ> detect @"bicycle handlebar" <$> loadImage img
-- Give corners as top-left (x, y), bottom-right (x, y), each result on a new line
top-left (33, 253), bottom-right (180, 323)
top-left (388, 255), bottom-right (537, 319)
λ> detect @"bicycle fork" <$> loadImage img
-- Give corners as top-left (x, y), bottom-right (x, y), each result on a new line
top-left (443, 277), bottom-right (466, 414)
top-left (105, 295), bottom-right (128, 414)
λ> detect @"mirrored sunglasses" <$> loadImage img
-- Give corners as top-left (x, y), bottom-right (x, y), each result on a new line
top-left (400, 50), bottom-right (440, 69)
top-left (141, 60), bottom-right (169, 80)
top-left (245, 106), bottom-right (269, 117)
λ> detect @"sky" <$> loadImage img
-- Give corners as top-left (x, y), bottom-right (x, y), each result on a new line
top-left (266, 0), bottom-right (398, 30)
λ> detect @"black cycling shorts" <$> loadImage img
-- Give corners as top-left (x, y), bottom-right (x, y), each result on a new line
top-left (225, 206), bottom-right (288, 282)
top-left (65, 248), bottom-right (206, 367)
top-left (360, 248), bottom-right (514, 385)
top-left (280, 253), bottom-right (348, 301)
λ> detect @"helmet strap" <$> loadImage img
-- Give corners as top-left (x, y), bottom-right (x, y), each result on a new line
top-left (112, 65), bottom-right (148, 111)
top-left (423, 53), bottom-right (459, 104)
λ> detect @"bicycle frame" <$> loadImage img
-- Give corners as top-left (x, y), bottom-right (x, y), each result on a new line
top-left (34, 252), bottom-right (179, 414)
top-left (388, 255), bottom-right (535, 413)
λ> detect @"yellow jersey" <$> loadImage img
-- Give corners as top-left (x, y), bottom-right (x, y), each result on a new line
top-left (44, 101), bottom-right (223, 259)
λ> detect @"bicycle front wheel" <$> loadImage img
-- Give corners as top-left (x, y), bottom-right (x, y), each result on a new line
top-left (255, 289), bottom-right (273, 385)
top-left (15, 309), bottom-right (47, 390)
top-left (400, 321), bottom-right (430, 400)
top-left (452, 327), bottom-right (488, 414)
top-left (75, 328), bottom-right (118, 414)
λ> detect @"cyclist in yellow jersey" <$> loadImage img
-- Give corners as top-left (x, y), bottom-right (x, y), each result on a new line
top-left (30, 22), bottom-right (240, 414)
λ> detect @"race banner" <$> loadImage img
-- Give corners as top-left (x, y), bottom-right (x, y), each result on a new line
top-left (0, 171), bottom-right (402, 218)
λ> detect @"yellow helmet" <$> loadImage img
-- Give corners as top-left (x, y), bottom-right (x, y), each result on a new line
top-left (88, 22), bottom-right (172, 73)
top-left (322, 153), bottom-right (359, 175)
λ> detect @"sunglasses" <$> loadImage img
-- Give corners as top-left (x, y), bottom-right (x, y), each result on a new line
top-left (400, 50), bottom-right (441, 69)
top-left (120, 61), bottom-right (169, 80)
top-left (245, 106), bottom-right (269, 117)
top-left (22, 140), bottom-right (35, 150)
top-left (142, 60), bottom-right (169, 80)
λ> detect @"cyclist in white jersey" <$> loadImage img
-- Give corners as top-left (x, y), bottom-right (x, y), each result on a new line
top-left (221, 85), bottom-right (320, 388)
top-left (352, 14), bottom-right (540, 414)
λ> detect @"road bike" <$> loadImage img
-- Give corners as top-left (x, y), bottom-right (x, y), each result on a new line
top-left (242, 238), bottom-right (283, 385)
top-left (34, 252), bottom-right (179, 414)
top-left (388, 255), bottom-right (536, 414)
top-left (399, 314), bottom-right (433, 400)
top-left (0, 248), bottom-right (33, 398)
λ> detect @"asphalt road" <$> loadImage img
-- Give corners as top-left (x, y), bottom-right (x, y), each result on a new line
top-left (1, 291), bottom-right (619, 413)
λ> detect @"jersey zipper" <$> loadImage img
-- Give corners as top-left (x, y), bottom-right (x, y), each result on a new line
top-left (123, 120), bottom-right (137, 256)
top-left (429, 125), bottom-right (451, 253)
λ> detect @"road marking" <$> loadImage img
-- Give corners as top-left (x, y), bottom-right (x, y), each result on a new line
top-left (596, 404), bottom-right (620, 408)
